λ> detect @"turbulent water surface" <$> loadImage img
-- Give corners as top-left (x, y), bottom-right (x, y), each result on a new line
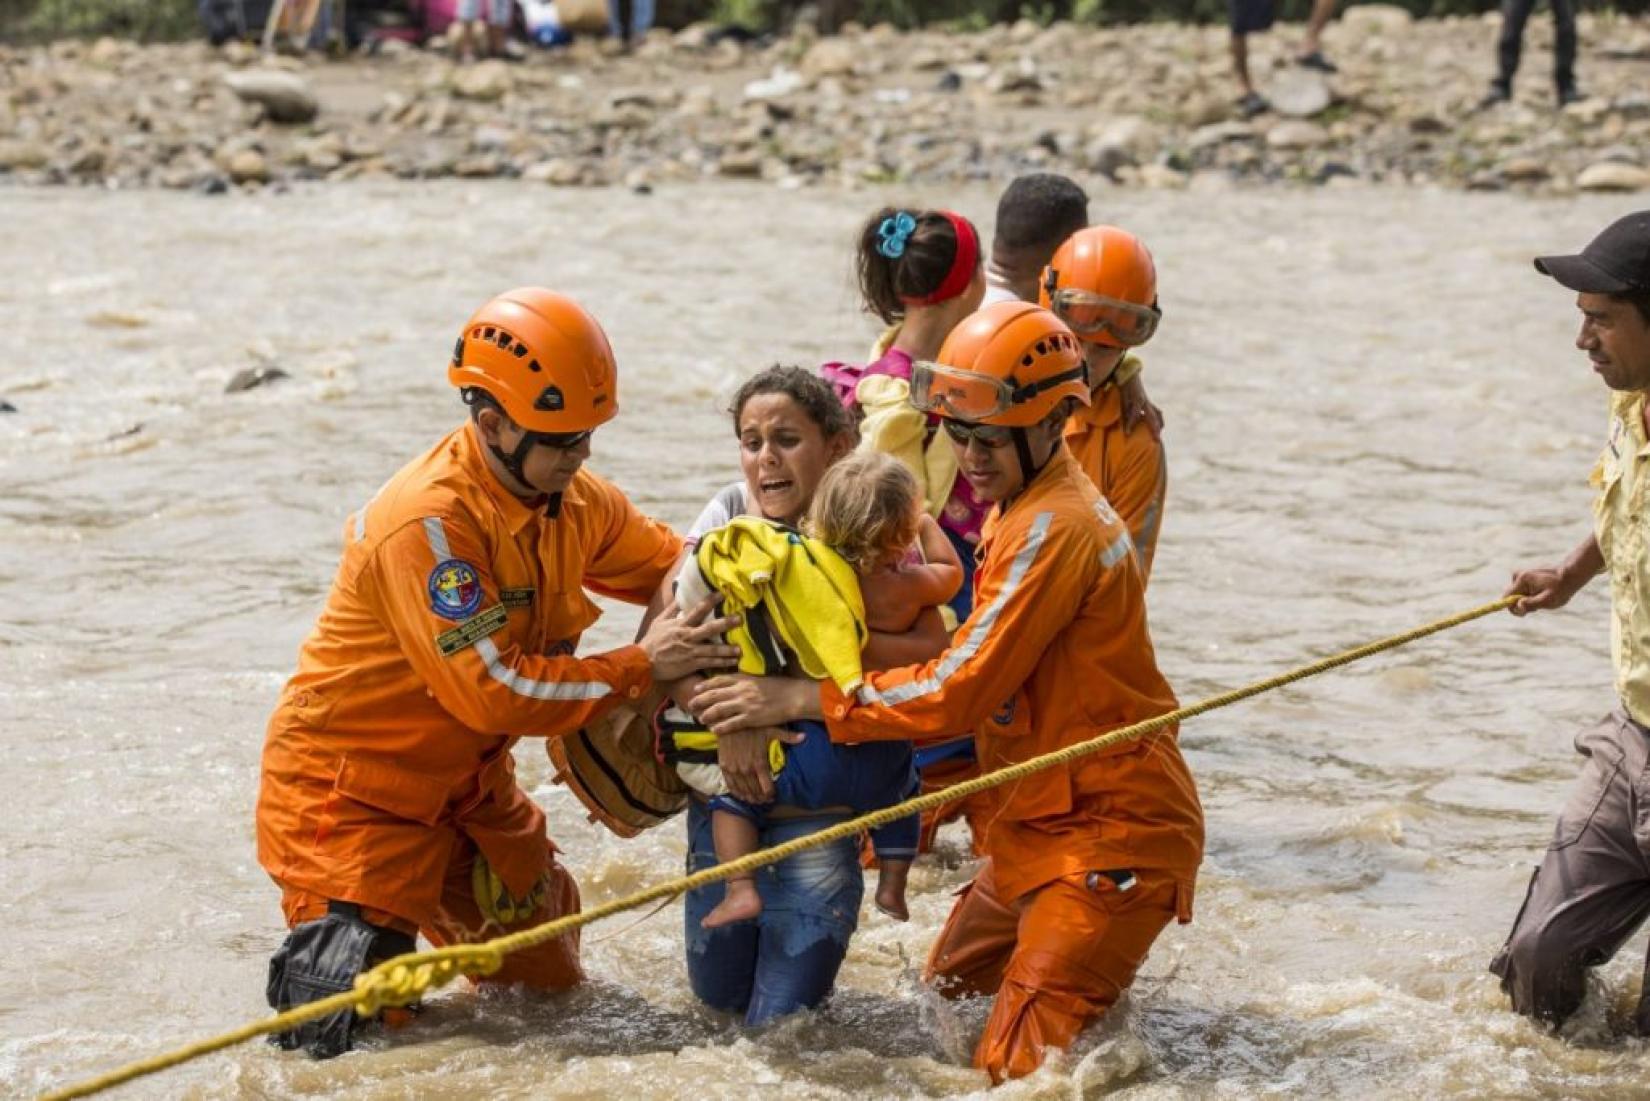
top-left (3, 181), bottom-right (1648, 1099)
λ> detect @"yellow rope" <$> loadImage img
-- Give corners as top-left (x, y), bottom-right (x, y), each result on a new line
top-left (39, 595), bottom-right (1515, 1101)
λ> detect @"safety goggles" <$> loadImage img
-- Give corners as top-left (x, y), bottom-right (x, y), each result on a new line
top-left (909, 360), bottom-right (1086, 423)
top-left (525, 427), bottom-right (593, 451)
top-left (940, 418), bottom-right (1014, 449)
top-left (1046, 289), bottom-right (1160, 347)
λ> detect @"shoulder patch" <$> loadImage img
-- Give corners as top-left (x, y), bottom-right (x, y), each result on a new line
top-left (428, 558), bottom-right (484, 620)
top-left (436, 604), bottom-right (508, 656)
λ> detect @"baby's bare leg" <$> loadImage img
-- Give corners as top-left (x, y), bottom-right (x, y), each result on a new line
top-left (875, 858), bottom-right (912, 922)
top-left (702, 809), bottom-right (763, 928)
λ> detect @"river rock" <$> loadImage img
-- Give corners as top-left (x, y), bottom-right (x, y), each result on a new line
top-left (452, 61), bottom-right (513, 101)
top-left (1600, 34), bottom-right (1650, 60)
top-left (1190, 121), bottom-right (1255, 149)
top-left (65, 146), bottom-right (107, 175)
top-left (744, 67), bottom-right (805, 100)
top-left (801, 39), bottom-right (856, 79)
top-left (0, 399), bottom-right (15, 413)
top-left (1614, 91), bottom-right (1650, 119)
top-left (674, 22), bottom-right (715, 49)
top-left (1563, 96), bottom-right (1610, 124)
top-left (624, 167), bottom-right (654, 193)
top-left (0, 140), bottom-right (49, 171)
top-left (1343, 3), bottom-right (1413, 33)
top-left (87, 37), bottom-right (125, 68)
top-left (1267, 69), bottom-right (1332, 118)
top-left (524, 158), bottom-right (582, 185)
top-left (1500, 157), bottom-right (1549, 182)
top-left (1577, 162), bottom-right (1650, 192)
top-left (1267, 121), bottom-right (1329, 149)
top-left (226, 149), bottom-right (269, 184)
top-left (1138, 163), bottom-right (1188, 189)
top-left (454, 154), bottom-right (504, 177)
top-left (225, 366), bottom-right (290, 394)
top-left (221, 69), bottom-right (318, 124)
top-left (717, 150), bottom-right (763, 177)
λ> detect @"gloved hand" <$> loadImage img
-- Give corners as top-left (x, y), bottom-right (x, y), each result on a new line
top-left (471, 853), bottom-right (546, 926)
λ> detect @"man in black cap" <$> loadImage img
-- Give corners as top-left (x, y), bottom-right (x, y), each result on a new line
top-left (1491, 211), bottom-right (1650, 1032)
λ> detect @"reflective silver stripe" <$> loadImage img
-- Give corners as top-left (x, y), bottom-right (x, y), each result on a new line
top-left (473, 637), bottom-right (613, 700)
top-left (857, 510), bottom-right (1054, 708)
top-left (423, 517), bottom-right (452, 561)
top-left (353, 482), bottom-right (389, 542)
top-left (1100, 532), bottom-right (1133, 569)
top-left (422, 516), bottom-right (615, 699)
top-left (1135, 496), bottom-right (1161, 564)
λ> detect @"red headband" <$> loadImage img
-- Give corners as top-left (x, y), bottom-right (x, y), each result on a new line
top-left (899, 211), bottom-right (979, 307)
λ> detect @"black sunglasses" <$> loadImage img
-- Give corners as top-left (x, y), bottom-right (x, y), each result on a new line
top-left (525, 428), bottom-right (593, 451)
top-left (941, 419), bottom-right (1014, 449)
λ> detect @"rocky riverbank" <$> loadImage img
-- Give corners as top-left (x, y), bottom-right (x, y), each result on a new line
top-left (4, 8), bottom-right (1650, 194)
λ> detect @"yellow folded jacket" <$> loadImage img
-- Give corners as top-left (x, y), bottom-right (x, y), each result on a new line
top-left (677, 516), bottom-right (867, 694)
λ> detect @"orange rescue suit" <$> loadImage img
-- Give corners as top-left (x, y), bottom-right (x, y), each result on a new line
top-left (257, 425), bottom-right (681, 970)
top-left (819, 446), bottom-right (1202, 1080)
top-left (1063, 364), bottom-right (1167, 582)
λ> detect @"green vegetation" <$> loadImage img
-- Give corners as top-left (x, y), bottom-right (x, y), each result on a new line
top-left (3, 0), bottom-right (197, 40)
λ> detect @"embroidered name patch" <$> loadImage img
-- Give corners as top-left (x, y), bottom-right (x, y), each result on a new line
top-left (500, 587), bottom-right (536, 610)
top-left (428, 559), bottom-right (484, 621)
top-left (435, 604), bottom-right (508, 656)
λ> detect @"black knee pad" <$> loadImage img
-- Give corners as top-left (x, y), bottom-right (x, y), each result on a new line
top-left (266, 903), bottom-right (416, 1059)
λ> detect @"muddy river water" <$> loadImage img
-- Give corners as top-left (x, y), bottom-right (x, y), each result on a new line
top-left (3, 181), bottom-right (1649, 1098)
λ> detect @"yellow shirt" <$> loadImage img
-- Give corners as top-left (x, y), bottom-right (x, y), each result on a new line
top-left (1592, 391), bottom-right (1650, 725)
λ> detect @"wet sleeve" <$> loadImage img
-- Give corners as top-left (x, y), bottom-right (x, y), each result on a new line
top-left (1108, 435), bottom-right (1167, 582)
top-left (366, 513), bottom-right (652, 738)
top-left (582, 475), bottom-right (685, 605)
top-left (819, 510), bottom-right (1094, 742)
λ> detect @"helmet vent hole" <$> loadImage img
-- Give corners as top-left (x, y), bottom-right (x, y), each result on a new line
top-left (1021, 354), bottom-right (1034, 367)
top-left (528, 359), bottom-right (542, 373)
top-left (482, 326), bottom-right (496, 340)
top-left (494, 330), bottom-right (512, 349)
top-left (511, 342), bottom-right (528, 359)
top-left (1035, 340), bottom-right (1048, 356)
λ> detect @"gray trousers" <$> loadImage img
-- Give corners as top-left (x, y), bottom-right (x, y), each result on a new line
top-left (1490, 709), bottom-right (1650, 1032)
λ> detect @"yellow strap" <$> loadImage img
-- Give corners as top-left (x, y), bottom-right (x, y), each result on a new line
top-left (38, 595), bottom-right (1515, 1101)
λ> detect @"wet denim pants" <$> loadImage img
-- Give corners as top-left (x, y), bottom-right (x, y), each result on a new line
top-left (683, 801), bottom-right (863, 1025)
top-left (1490, 708), bottom-right (1650, 1031)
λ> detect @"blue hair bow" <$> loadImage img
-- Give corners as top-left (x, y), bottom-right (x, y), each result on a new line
top-left (876, 212), bottom-right (917, 260)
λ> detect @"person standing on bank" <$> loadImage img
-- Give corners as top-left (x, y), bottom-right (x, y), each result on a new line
top-left (1480, 0), bottom-right (1583, 108)
top-left (1229, 0), bottom-right (1341, 118)
top-left (257, 288), bottom-right (738, 1057)
top-left (1492, 212), bottom-right (1650, 1031)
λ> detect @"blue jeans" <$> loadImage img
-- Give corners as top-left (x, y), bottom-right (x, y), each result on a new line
top-left (607, 0), bottom-right (654, 38)
top-left (683, 802), bottom-right (863, 1025)
top-left (711, 721), bottom-right (919, 861)
top-left (457, 0), bottom-right (513, 25)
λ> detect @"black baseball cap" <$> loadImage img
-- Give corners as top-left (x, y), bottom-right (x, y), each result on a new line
top-left (1535, 211), bottom-right (1650, 293)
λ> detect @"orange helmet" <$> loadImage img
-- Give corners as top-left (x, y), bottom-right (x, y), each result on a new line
top-left (447, 288), bottom-right (618, 434)
top-left (1038, 226), bottom-right (1160, 348)
top-left (913, 301), bottom-right (1088, 427)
